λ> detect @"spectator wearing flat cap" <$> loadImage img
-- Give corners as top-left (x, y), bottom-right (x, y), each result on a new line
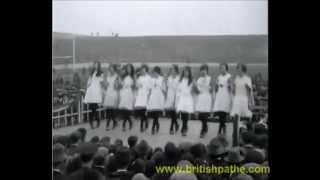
top-left (239, 132), bottom-right (265, 164)
top-left (164, 142), bottom-right (180, 165)
top-left (67, 142), bottom-right (104, 180)
top-left (53, 143), bottom-right (68, 180)
top-left (100, 136), bottom-right (111, 148)
top-left (128, 136), bottom-right (139, 161)
top-left (68, 131), bottom-right (82, 157)
top-left (128, 158), bottom-right (146, 175)
top-left (76, 128), bottom-right (87, 142)
top-left (252, 134), bottom-right (268, 161)
top-left (108, 147), bottom-right (135, 180)
top-left (90, 136), bottom-right (100, 144)
top-left (178, 141), bottom-right (192, 154)
top-left (145, 160), bottom-right (156, 178)
top-left (239, 131), bottom-right (256, 154)
top-left (114, 138), bottom-right (124, 147)
top-left (134, 140), bottom-right (152, 160)
top-left (128, 135), bottom-right (138, 149)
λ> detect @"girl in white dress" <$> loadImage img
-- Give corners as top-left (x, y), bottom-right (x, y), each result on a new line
top-left (134, 65), bottom-right (152, 132)
top-left (118, 64), bottom-right (135, 131)
top-left (147, 66), bottom-right (166, 135)
top-left (83, 61), bottom-right (104, 129)
top-left (230, 63), bottom-right (254, 146)
top-left (213, 63), bottom-right (232, 135)
top-left (103, 64), bottom-right (120, 130)
top-left (176, 66), bottom-right (195, 136)
top-left (164, 65), bottom-right (180, 134)
top-left (195, 64), bottom-right (213, 138)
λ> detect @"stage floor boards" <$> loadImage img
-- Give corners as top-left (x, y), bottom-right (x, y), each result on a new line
top-left (53, 118), bottom-right (234, 148)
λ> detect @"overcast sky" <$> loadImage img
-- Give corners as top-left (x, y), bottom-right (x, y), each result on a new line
top-left (53, 0), bottom-right (268, 36)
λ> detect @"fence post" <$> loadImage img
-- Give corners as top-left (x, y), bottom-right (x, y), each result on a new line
top-left (71, 104), bottom-right (73, 126)
top-left (78, 99), bottom-right (81, 124)
top-left (64, 108), bottom-right (67, 127)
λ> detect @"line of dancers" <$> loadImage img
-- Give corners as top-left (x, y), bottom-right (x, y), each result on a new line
top-left (83, 61), bottom-right (255, 140)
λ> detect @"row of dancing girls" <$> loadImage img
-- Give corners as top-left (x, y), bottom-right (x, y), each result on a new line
top-left (83, 61), bottom-right (167, 133)
top-left (167, 63), bottom-right (254, 139)
top-left (83, 61), bottom-right (254, 142)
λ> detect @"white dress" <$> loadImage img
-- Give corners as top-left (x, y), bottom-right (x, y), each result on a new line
top-left (164, 76), bottom-right (179, 110)
top-left (118, 76), bottom-right (134, 110)
top-left (213, 73), bottom-right (232, 113)
top-left (147, 76), bottom-right (165, 111)
top-left (134, 74), bottom-right (152, 108)
top-left (103, 74), bottom-right (119, 108)
top-left (83, 72), bottom-right (103, 104)
top-left (176, 78), bottom-right (194, 113)
top-left (230, 75), bottom-right (253, 118)
top-left (195, 75), bottom-right (212, 113)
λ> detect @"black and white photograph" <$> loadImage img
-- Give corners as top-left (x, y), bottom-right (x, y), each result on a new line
top-left (52, 1), bottom-right (268, 180)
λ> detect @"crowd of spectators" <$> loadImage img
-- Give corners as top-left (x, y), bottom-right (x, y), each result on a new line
top-left (53, 121), bottom-right (269, 180)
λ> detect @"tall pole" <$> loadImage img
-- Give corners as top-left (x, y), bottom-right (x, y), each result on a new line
top-left (73, 39), bottom-right (75, 72)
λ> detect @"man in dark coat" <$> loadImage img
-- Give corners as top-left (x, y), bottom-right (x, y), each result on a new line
top-left (66, 142), bottom-right (104, 180)
top-left (53, 143), bottom-right (68, 180)
top-left (107, 147), bottom-right (135, 180)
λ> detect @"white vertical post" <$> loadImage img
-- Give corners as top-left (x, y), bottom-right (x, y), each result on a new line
top-left (73, 39), bottom-right (75, 72)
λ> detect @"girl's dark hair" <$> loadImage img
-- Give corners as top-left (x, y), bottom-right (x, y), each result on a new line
top-left (153, 66), bottom-right (161, 75)
top-left (220, 63), bottom-right (229, 71)
top-left (122, 64), bottom-right (135, 79)
top-left (141, 64), bottom-right (149, 73)
top-left (200, 64), bottom-right (209, 74)
top-left (236, 63), bottom-right (247, 73)
top-left (172, 64), bottom-right (179, 74)
top-left (179, 66), bottom-right (193, 85)
top-left (90, 61), bottom-right (103, 77)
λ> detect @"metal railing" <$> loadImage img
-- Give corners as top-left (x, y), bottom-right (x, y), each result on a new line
top-left (52, 93), bottom-right (107, 129)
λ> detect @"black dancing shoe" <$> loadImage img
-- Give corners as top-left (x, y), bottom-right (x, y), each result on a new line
top-left (175, 124), bottom-right (180, 132)
top-left (170, 129), bottom-right (174, 135)
top-left (181, 130), bottom-right (187, 137)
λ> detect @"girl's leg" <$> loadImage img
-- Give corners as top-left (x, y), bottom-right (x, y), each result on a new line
top-left (150, 111), bottom-right (156, 134)
top-left (199, 113), bottom-right (209, 138)
top-left (122, 110), bottom-right (127, 131)
top-left (128, 110), bottom-right (133, 130)
top-left (139, 109), bottom-right (147, 132)
top-left (156, 111), bottom-right (160, 133)
top-left (111, 109), bottom-right (117, 129)
top-left (90, 103), bottom-right (99, 128)
top-left (88, 104), bottom-right (94, 129)
top-left (144, 110), bottom-right (149, 130)
top-left (181, 112), bottom-right (189, 136)
top-left (106, 108), bottom-right (111, 130)
top-left (221, 112), bottom-right (227, 135)
top-left (169, 110), bottom-right (174, 134)
top-left (217, 112), bottom-right (223, 135)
